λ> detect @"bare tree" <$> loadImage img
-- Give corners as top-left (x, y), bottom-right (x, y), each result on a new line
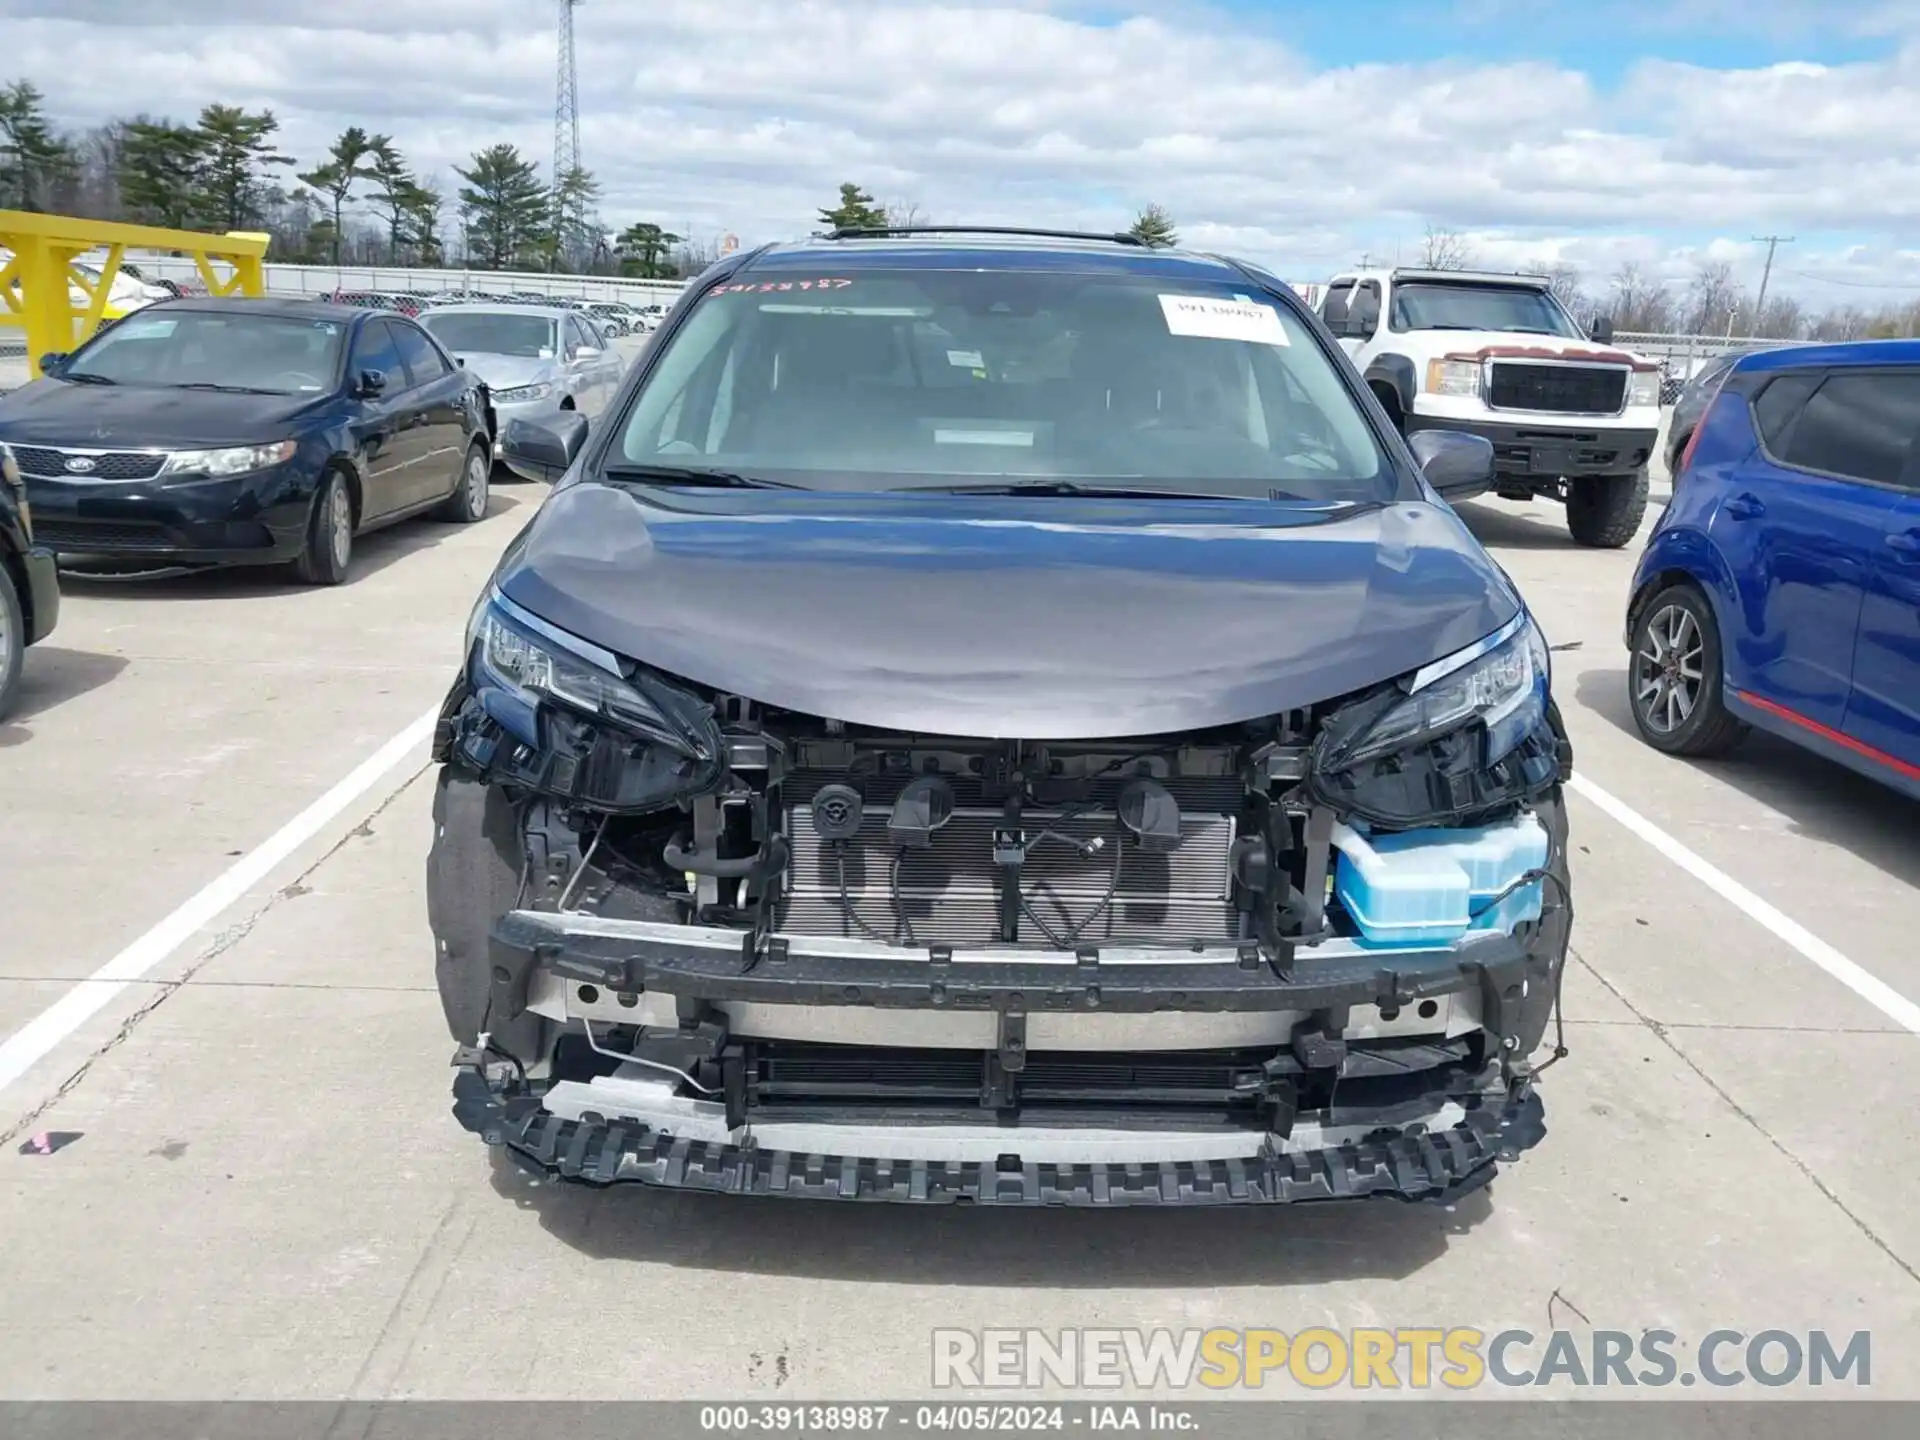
top-left (1686, 260), bottom-right (1745, 335)
top-left (1542, 263), bottom-right (1595, 325)
top-left (1606, 263), bottom-right (1676, 334)
top-left (1419, 224), bottom-right (1474, 270)
top-left (883, 198), bottom-right (929, 229)
top-left (670, 233), bottom-right (722, 278)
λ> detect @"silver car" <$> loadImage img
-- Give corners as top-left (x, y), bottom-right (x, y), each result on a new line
top-left (417, 305), bottom-right (624, 463)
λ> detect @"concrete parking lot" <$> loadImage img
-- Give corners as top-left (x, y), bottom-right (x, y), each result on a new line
top-left (2, 420), bottom-right (1916, 1401)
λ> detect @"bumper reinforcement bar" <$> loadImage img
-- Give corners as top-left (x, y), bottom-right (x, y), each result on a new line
top-left (487, 911), bottom-right (1537, 1024)
top-left (451, 1066), bottom-right (1546, 1206)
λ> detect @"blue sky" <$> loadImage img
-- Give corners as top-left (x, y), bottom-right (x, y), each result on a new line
top-left (1258, 0), bottom-right (1893, 80)
top-left (14, 0), bottom-right (1920, 315)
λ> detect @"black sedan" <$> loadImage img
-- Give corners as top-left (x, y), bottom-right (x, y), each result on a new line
top-left (1, 442), bottom-right (61, 719)
top-left (0, 298), bottom-right (496, 584)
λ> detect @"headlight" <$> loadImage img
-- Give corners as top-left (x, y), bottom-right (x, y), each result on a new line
top-left (158, 440), bottom-right (297, 478)
top-left (1, 444), bottom-right (26, 540)
top-left (1424, 358), bottom-right (1480, 398)
top-left (1627, 370), bottom-right (1660, 408)
top-left (1342, 615), bottom-right (1550, 767)
top-left (491, 382), bottom-right (554, 404)
top-left (468, 592), bottom-right (714, 760)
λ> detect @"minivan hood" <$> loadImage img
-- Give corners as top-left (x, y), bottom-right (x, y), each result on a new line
top-left (0, 381), bottom-right (322, 447)
top-left (495, 486), bottom-right (1521, 739)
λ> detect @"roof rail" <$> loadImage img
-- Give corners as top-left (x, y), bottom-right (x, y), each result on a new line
top-left (823, 224), bottom-right (1149, 248)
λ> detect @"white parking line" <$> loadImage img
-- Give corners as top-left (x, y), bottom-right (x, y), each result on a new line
top-left (0, 707), bottom-right (440, 1099)
top-left (1568, 771), bottom-right (1920, 1034)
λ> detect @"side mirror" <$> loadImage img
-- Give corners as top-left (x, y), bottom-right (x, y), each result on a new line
top-left (1588, 317), bottom-right (1615, 345)
top-left (501, 411), bottom-right (590, 484)
top-left (570, 345), bottom-right (600, 360)
top-left (39, 352), bottom-right (70, 376)
top-left (1407, 428), bottom-right (1495, 504)
top-left (357, 368), bottom-right (388, 397)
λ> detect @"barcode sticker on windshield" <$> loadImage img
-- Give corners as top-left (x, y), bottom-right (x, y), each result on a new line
top-left (946, 349), bottom-right (985, 369)
top-left (1158, 295), bottom-right (1288, 345)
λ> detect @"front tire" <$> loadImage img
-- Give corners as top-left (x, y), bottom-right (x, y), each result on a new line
top-left (293, 471), bottom-right (353, 585)
top-left (0, 561), bottom-right (24, 722)
top-left (1628, 583), bottom-right (1748, 757)
top-left (438, 443), bottom-right (491, 523)
top-left (1567, 469), bottom-right (1649, 548)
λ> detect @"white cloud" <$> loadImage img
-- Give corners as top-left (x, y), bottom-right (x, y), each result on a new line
top-left (11, 0), bottom-right (1920, 304)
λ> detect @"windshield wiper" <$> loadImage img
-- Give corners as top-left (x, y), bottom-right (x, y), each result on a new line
top-left (173, 382), bottom-right (282, 395)
top-left (59, 371), bottom-right (117, 385)
top-left (600, 463), bottom-right (801, 490)
top-left (900, 479), bottom-right (1262, 501)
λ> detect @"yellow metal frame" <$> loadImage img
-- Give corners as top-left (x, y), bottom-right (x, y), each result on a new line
top-left (0, 210), bottom-right (270, 379)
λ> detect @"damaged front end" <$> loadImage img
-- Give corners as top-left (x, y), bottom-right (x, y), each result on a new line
top-left (430, 591), bottom-right (1574, 1206)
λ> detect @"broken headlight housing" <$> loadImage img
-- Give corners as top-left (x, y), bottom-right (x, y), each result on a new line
top-left (1341, 613), bottom-right (1550, 767)
top-left (466, 590), bottom-right (715, 761)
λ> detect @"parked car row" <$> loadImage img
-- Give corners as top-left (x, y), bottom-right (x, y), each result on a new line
top-left (0, 286), bottom-right (649, 718)
top-left (318, 289), bottom-right (667, 337)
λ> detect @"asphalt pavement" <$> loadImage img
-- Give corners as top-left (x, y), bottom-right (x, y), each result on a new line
top-left (2, 396), bottom-right (1917, 1403)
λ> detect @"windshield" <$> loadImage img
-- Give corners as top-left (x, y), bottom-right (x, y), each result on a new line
top-left (64, 310), bottom-right (345, 393)
top-left (419, 311), bottom-right (558, 358)
top-left (611, 268), bottom-right (1394, 501)
top-left (1390, 282), bottom-right (1583, 338)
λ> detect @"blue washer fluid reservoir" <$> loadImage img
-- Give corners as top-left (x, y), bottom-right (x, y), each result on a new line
top-left (1332, 813), bottom-right (1550, 949)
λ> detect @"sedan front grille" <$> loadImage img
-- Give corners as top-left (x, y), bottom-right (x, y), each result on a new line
top-left (1486, 363), bottom-right (1626, 415)
top-left (33, 518), bottom-right (173, 551)
top-left (12, 446), bottom-right (166, 481)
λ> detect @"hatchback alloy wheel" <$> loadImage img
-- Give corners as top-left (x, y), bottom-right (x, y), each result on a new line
top-left (1633, 602), bottom-right (1704, 734)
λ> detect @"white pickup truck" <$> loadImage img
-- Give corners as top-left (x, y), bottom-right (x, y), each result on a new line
top-left (1317, 268), bottom-right (1662, 547)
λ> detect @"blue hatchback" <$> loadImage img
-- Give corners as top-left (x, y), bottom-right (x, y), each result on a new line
top-left (1626, 341), bottom-right (1920, 799)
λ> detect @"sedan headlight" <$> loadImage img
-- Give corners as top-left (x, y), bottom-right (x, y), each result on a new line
top-left (1424, 358), bottom-right (1480, 398)
top-left (1341, 615), bottom-right (1550, 767)
top-left (491, 382), bottom-right (554, 404)
top-left (467, 592), bottom-right (714, 760)
top-left (158, 440), bottom-right (297, 478)
top-left (1, 444), bottom-right (26, 539)
top-left (1627, 370), bottom-right (1661, 408)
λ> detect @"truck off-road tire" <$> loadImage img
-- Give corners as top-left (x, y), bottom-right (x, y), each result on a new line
top-left (437, 443), bottom-right (491, 523)
top-left (1627, 583), bottom-right (1748, 758)
top-left (1565, 469), bottom-right (1649, 548)
top-left (0, 561), bottom-right (24, 722)
top-left (293, 471), bottom-right (353, 585)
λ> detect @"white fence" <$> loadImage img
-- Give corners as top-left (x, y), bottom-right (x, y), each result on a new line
top-left (132, 257), bottom-right (693, 308)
